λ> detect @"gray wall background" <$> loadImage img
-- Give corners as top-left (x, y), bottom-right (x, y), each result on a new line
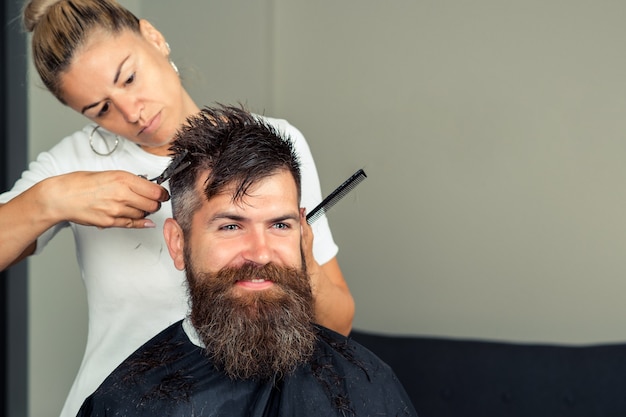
top-left (25, 1), bottom-right (626, 416)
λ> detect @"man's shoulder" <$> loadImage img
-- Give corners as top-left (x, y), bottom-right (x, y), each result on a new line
top-left (309, 324), bottom-right (418, 416)
top-left (76, 320), bottom-right (206, 416)
top-left (314, 324), bottom-right (396, 375)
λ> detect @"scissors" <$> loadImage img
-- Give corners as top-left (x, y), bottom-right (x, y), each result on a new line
top-left (142, 150), bottom-right (191, 185)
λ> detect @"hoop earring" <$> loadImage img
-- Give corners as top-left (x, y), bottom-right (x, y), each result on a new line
top-left (165, 42), bottom-right (179, 76)
top-left (170, 59), bottom-right (179, 75)
top-left (89, 125), bottom-right (119, 156)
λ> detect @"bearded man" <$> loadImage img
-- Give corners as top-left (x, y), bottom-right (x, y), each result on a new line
top-left (77, 105), bottom-right (417, 417)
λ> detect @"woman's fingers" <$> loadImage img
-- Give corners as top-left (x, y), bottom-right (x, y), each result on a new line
top-left (48, 171), bottom-right (170, 229)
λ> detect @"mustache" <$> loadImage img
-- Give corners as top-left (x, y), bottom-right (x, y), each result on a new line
top-left (187, 261), bottom-right (307, 294)
top-left (217, 262), bottom-right (301, 284)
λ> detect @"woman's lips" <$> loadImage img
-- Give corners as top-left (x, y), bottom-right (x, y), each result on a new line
top-left (138, 112), bottom-right (161, 136)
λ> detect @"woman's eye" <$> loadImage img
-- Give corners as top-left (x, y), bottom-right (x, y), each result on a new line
top-left (125, 73), bottom-right (135, 85)
top-left (97, 102), bottom-right (110, 117)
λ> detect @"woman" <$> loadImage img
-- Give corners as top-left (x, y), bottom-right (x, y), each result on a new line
top-left (0, 1), bottom-right (354, 416)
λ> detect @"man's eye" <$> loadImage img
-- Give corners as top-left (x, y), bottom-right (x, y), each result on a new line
top-left (221, 224), bottom-right (239, 231)
top-left (273, 223), bottom-right (290, 230)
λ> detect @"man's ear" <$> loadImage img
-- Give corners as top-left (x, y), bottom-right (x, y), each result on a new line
top-left (139, 19), bottom-right (169, 56)
top-left (163, 218), bottom-right (186, 271)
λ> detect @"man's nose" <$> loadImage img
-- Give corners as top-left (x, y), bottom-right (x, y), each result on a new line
top-left (241, 231), bottom-right (271, 265)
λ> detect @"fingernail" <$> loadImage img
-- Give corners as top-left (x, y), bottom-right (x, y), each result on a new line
top-left (144, 219), bottom-right (156, 228)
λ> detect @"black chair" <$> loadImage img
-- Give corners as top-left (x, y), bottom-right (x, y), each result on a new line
top-left (351, 330), bottom-right (626, 417)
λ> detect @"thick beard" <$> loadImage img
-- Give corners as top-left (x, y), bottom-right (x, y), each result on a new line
top-left (186, 261), bottom-right (317, 381)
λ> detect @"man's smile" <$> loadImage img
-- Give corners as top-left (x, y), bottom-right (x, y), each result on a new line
top-left (235, 278), bottom-right (274, 291)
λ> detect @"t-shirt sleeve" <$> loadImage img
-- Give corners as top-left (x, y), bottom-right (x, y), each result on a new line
top-left (266, 117), bottom-right (339, 265)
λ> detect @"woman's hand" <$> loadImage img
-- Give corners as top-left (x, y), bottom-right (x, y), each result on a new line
top-left (300, 208), bottom-right (355, 335)
top-left (0, 170), bottom-right (169, 271)
top-left (44, 170), bottom-right (169, 228)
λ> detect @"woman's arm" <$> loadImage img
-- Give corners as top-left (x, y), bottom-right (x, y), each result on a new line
top-left (0, 171), bottom-right (169, 271)
top-left (0, 179), bottom-right (59, 270)
top-left (0, 200), bottom-right (38, 269)
top-left (301, 212), bottom-right (355, 336)
top-left (311, 257), bottom-right (355, 336)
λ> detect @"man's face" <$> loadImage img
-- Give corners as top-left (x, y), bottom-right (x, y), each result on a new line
top-left (178, 169), bottom-right (303, 279)
top-left (164, 169), bottom-right (316, 380)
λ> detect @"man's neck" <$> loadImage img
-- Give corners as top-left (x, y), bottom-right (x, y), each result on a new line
top-left (182, 317), bottom-right (205, 348)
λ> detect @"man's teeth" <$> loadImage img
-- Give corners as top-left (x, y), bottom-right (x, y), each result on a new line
top-left (250, 278), bottom-right (266, 283)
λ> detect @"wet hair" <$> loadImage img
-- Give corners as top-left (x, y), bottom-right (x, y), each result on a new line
top-left (168, 105), bottom-right (302, 234)
top-left (22, 0), bottom-right (140, 102)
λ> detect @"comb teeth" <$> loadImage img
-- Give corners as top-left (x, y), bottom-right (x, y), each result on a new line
top-left (307, 169), bottom-right (367, 224)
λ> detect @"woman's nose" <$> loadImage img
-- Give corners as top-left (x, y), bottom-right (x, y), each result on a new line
top-left (115, 96), bottom-right (141, 124)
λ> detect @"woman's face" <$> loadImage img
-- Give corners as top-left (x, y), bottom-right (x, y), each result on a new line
top-left (59, 20), bottom-right (199, 155)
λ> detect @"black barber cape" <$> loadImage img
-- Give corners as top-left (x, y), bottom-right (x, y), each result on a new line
top-left (77, 320), bottom-right (417, 417)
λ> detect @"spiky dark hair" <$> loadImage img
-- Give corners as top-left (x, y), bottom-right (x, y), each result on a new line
top-left (168, 105), bottom-right (301, 233)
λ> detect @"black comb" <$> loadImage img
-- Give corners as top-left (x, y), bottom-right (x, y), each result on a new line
top-left (306, 169), bottom-right (367, 225)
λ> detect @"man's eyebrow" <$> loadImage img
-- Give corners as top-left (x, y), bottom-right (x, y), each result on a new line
top-left (80, 55), bottom-right (131, 114)
top-left (209, 212), bottom-right (300, 224)
top-left (210, 213), bottom-right (246, 223)
top-left (270, 214), bottom-right (301, 223)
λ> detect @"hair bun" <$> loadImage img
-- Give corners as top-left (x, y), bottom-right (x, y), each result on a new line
top-left (23, 0), bottom-right (62, 32)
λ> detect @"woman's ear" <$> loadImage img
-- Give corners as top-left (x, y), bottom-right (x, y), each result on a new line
top-left (139, 19), bottom-right (169, 56)
top-left (163, 218), bottom-right (186, 271)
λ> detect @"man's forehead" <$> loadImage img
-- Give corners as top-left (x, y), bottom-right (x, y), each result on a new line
top-left (195, 169), bottom-right (296, 201)
top-left (194, 169), bottom-right (298, 213)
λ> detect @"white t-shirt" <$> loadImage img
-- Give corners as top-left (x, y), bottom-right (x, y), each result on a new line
top-left (0, 117), bottom-right (338, 417)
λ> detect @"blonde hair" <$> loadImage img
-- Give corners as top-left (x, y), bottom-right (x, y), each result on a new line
top-left (23, 0), bottom-right (140, 102)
